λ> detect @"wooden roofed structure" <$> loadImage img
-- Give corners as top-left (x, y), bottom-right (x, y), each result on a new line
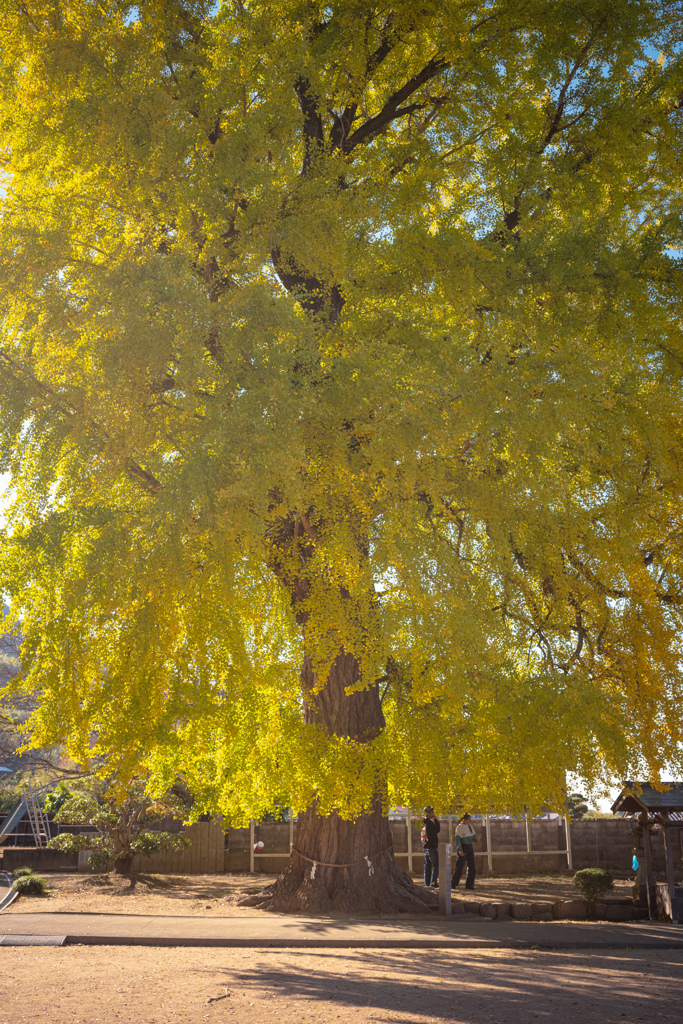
top-left (612, 782), bottom-right (683, 922)
top-left (612, 782), bottom-right (683, 821)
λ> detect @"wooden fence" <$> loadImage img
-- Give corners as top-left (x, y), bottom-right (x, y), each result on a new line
top-left (131, 821), bottom-right (225, 874)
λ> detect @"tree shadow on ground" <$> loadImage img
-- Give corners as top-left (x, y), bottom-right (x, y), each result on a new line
top-left (190, 948), bottom-right (683, 1023)
top-left (449, 877), bottom-right (633, 904)
top-left (65, 871), bottom-right (273, 901)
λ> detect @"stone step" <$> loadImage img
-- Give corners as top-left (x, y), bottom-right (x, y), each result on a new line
top-left (448, 898), bottom-right (643, 921)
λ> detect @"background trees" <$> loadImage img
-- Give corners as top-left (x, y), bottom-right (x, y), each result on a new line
top-left (47, 779), bottom-right (190, 874)
top-left (1, 1), bottom-right (682, 910)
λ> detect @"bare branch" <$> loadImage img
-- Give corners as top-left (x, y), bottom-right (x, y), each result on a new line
top-left (540, 25), bottom-right (605, 152)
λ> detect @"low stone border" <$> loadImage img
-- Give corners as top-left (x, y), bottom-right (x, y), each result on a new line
top-left (450, 897), bottom-right (647, 921)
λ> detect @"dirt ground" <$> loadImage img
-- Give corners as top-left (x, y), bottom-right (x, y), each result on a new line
top-left (4, 872), bottom-right (273, 918)
top-left (443, 876), bottom-right (633, 903)
top-left (0, 946), bottom-right (681, 1024)
top-left (3, 873), bottom-right (634, 917)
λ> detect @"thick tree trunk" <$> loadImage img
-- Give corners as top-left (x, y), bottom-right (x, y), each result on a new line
top-left (251, 652), bottom-right (435, 914)
top-left (114, 852), bottom-right (133, 875)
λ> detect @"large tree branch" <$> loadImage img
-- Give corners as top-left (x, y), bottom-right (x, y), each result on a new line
top-left (282, 45), bottom-right (451, 311)
top-left (341, 56), bottom-right (450, 153)
top-left (125, 459), bottom-right (162, 496)
top-left (295, 76), bottom-right (325, 172)
top-left (330, 15), bottom-right (396, 151)
top-left (270, 239), bottom-right (344, 322)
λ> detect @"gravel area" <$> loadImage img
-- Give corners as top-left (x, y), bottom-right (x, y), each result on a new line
top-left (0, 946), bottom-right (680, 1023)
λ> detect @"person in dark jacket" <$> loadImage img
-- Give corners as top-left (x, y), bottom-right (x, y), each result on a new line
top-left (421, 805), bottom-right (440, 887)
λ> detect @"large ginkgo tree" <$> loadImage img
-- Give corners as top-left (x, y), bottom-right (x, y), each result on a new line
top-left (1, 0), bottom-right (683, 912)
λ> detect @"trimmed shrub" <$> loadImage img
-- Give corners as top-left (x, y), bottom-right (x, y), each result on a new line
top-left (11, 866), bottom-right (34, 879)
top-left (11, 871), bottom-right (47, 896)
top-left (572, 868), bottom-right (614, 908)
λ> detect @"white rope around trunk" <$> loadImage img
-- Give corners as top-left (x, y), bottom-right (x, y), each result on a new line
top-left (291, 844), bottom-right (393, 880)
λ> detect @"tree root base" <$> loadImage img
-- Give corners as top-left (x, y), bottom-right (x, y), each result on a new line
top-left (239, 870), bottom-right (439, 916)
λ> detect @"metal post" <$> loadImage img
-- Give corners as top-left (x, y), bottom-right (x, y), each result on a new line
top-left (439, 842), bottom-right (452, 916)
top-left (289, 812), bottom-right (294, 855)
top-left (525, 811), bottom-right (531, 853)
top-left (448, 814), bottom-right (453, 847)
top-left (250, 820), bottom-right (255, 874)
top-left (486, 814), bottom-right (493, 874)
top-left (406, 809), bottom-right (413, 876)
top-left (564, 815), bottom-right (573, 871)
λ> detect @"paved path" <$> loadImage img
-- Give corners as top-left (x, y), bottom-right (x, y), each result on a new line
top-left (1, 911), bottom-right (682, 947)
top-left (0, 870), bottom-right (17, 912)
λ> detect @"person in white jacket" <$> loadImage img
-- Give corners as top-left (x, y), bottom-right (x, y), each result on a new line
top-left (452, 812), bottom-right (478, 889)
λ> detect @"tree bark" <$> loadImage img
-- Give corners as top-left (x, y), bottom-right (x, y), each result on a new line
top-left (114, 852), bottom-right (133, 875)
top-left (251, 652), bottom-right (436, 914)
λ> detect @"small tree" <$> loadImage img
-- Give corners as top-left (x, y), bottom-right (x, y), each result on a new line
top-left (572, 868), bottom-right (614, 912)
top-left (48, 779), bottom-right (190, 875)
top-left (567, 793), bottom-right (589, 820)
top-left (44, 783), bottom-right (73, 816)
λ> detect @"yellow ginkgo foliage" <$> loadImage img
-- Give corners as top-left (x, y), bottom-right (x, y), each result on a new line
top-left (1, 1), bottom-right (683, 912)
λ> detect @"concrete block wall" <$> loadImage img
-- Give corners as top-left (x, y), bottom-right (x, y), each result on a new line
top-left (1, 847), bottom-right (78, 873)
top-left (388, 819), bottom-right (419, 874)
top-left (477, 820), bottom-right (563, 876)
top-left (571, 819), bottom-right (683, 876)
top-left (570, 819), bottom-right (636, 873)
top-left (226, 818), bottom-right (565, 878)
top-left (391, 818), bottom-right (563, 877)
top-left (224, 818), bottom-right (683, 880)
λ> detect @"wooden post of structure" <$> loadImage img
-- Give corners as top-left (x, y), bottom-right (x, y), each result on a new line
top-left (439, 842), bottom-right (452, 916)
top-left (250, 820), bottom-right (255, 874)
top-left (641, 813), bottom-right (656, 918)
top-left (662, 813), bottom-right (675, 900)
top-left (406, 809), bottom-right (413, 876)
